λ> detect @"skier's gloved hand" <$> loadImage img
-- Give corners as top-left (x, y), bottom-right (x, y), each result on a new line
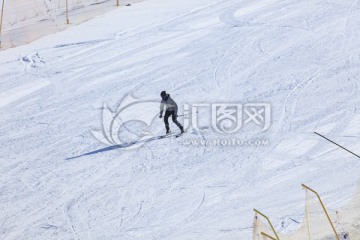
top-left (159, 115), bottom-right (162, 118)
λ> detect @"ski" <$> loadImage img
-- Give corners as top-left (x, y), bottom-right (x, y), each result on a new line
top-left (156, 131), bottom-right (184, 139)
top-left (157, 132), bottom-right (176, 139)
top-left (174, 132), bottom-right (184, 138)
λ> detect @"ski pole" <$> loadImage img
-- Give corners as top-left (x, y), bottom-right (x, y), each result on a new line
top-left (177, 111), bottom-right (198, 118)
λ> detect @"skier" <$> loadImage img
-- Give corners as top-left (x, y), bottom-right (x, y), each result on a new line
top-left (159, 91), bottom-right (184, 135)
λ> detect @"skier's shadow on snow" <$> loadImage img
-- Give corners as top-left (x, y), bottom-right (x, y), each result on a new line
top-left (66, 135), bottom-right (170, 160)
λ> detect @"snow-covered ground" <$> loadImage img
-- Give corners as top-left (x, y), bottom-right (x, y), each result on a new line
top-left (1, 0), bottom-right (360, 239)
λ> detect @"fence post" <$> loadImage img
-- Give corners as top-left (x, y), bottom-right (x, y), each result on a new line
top-left (254, 209), bottom-right (280, 240)
top-left (0, 0), bottom-right (5, 48)
top-left (261, 232), bottom-right (277, 240)
top-left (117, 0), bottom-right (119, 6)
top-left (305, 190), bottom-right (313, 240)
top-left (66, 0), bottom-right (70, 24)
top-left (301, 184), bottom-right (340, 240)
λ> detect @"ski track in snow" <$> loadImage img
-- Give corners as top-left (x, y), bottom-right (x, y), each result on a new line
top-left (1, 0), bottom-right (360, 239)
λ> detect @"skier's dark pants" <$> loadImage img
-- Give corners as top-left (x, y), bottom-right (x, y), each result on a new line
top-left (164, 110), bottom-right (182, 132)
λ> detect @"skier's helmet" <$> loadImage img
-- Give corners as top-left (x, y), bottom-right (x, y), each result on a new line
top-left (160, 91), bottom-right (168, 101)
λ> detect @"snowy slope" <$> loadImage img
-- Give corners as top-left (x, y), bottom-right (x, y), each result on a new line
top-left (1, 0), bottom-right (360, 239)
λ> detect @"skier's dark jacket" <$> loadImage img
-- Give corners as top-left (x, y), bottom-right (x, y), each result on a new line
top-left (160, 94), bottom-right (178, 115)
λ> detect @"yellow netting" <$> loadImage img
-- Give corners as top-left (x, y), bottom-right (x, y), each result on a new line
top-left (0, 0), bottom-right (139, 49)
top-left (253, 214), bottom-right (278, 240)
top-left (253, 184), bottom-right (360, 240)
top-left (335, 184), bottom-right (360, 240)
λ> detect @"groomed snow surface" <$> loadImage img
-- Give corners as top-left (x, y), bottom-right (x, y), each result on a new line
top-left (1, 0), bottom-right (360, 239)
